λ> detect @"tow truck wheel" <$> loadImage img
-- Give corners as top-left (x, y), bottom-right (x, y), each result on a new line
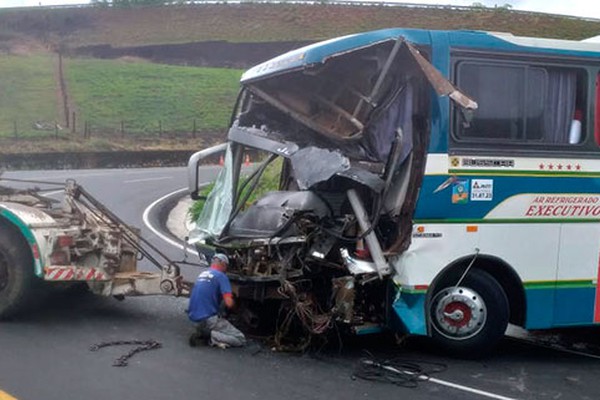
top-left (429, 269), bottom-right (509, 358)
top-left (0, 223), bottom-right (36, 319)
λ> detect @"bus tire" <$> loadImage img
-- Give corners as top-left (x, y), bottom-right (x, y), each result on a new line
top-left (429, 268), bottom-right (509, 358)
top-left (0, 225), bottom-right (36, 319)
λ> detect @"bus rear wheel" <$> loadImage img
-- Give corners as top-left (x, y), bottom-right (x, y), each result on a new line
top-left (0, 225), bottom-right (36, 319)
top-left (429, 269), bottom-right (508, 358)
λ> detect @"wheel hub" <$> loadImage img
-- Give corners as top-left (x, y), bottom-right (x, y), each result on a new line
top-left (0, 251), bottom-right (9, 292)
top-left (432, 286), bottom-right (486, 340)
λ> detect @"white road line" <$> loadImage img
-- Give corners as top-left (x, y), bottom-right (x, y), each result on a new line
top-left (123, 169), bottom-right (183, 175)
top-left (374, 362), bottom-right (518, 400)
top-left (124, 177), bottom-right (171, 183)
top-left (142, 186), bottom-right (206, 255)
top-left (428, 377), bottom-right (518, 400)
top-left (27, 172), bottom-right (117, 180)
top-left (358, 338), bottom-right (525, 398)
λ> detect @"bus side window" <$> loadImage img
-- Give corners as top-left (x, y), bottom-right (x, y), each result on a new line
top-left (454, 62), bottom-right (586, 146)
top-left (595, 73), bottom-right (600, 146)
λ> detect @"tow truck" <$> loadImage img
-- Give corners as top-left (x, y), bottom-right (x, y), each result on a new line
top-left (0, 177), bottom-right (189, 318)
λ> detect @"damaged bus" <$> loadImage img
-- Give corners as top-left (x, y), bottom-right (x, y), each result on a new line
top-left (188, 28), bottom-right (600, 356)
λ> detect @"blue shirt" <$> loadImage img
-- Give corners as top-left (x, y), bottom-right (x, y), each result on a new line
top-left (188, 268), bottom-right (232, 322)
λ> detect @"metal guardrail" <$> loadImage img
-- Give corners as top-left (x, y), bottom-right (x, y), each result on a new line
top-left (2, 1), bottom-right (599, 23)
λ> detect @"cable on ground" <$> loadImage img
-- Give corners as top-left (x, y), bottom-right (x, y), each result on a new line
top-left (352, 350), bottom-right (447, 388)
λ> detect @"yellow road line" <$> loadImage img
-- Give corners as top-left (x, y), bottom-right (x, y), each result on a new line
top-left (0, 389), bottom-right (17, 400)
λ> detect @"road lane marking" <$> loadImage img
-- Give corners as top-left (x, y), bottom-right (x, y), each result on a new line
top-left (372, 362), bottom-right (518, 399)
top-left (14, 172), bottom-right (116, 181)
top-left (370, 361), bottom-right (518, 400)
top-left (0, 389), bottom-right (18, 400)
top-left (123, 169), bottom-right (183, 175)
top-left (124, 177), bottom-right (172, 183)
top-left (428, 377), bottom-right (518, 400)
top-left (143, 186), bottom-right (208, 256)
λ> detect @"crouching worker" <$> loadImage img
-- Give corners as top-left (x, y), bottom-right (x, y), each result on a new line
top-left (188, 253), bottom-right (246, 349)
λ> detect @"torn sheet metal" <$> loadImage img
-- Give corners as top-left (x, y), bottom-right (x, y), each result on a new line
top-left (336, 167), bottom-right (385, 193)
top-left (289, 147), bottom-right (350, 190)
top-left (244, 34), bottom-right (477, 145)
top-left (228, 122), bottom-right (300, 158)
top-left (340, 248), bottom-right (377, 275)
top-left (404, 42), bottom-right (478, 110)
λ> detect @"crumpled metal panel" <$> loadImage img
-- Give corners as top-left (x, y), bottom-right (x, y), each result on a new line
top-left (337, 167), bottom-right (385, 193)
top-left (228, 191), bottom-right (330, 239)
top-left (290, 147), bottom-right (350, 190)
top-left (404, 42), bottom-right (477, 110)
top-left (244, 35), bottom-right (477, 144)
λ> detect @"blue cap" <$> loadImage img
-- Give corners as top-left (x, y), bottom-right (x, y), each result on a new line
top-left (212, 253), bottom-right (229, 266)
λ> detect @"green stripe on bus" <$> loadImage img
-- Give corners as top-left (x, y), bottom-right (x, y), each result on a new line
top-left (524, 280), bottom-right (594, 289)
top-left (401, 288), bottom-right (428, 294)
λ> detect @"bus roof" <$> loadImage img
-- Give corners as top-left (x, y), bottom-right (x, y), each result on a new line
top-left (241, 28), bottom-right (600, 83)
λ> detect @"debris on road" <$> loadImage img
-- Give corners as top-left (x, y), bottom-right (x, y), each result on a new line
top-left (351, 351), bottom-right (447, 388)
top-left (89, 339), bottom-right (163, 367)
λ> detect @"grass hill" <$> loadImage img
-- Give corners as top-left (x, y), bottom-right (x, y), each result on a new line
top-left (0, 54), bottom-right (59, 139)
top-left (2, 3), bottom-right (600, 48)
top-left (0, 3), bottom-right (598, 153)
top-left (65, 58), bottom-right (242, 135)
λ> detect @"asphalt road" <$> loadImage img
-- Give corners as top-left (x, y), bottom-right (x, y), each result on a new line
top-left (0, 167), bottom-right (599, 400)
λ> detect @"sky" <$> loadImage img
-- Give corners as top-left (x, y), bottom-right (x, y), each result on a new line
top-left (0, 0), bottom-right (598, 20)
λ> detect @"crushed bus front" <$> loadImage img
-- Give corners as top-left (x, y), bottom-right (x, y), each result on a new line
top-left (188, 30), bottom-right (476, 348)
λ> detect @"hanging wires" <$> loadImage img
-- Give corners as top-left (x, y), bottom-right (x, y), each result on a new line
top-left (274, 279), bottom-right (333, 351)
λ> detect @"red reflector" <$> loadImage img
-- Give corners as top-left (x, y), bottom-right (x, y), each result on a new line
top-left (49, 251), bottom-right (69, 266)
top-left (57, 235), bottom-right (74, 248)
top-left (32, 244), bottom-right (40, 259)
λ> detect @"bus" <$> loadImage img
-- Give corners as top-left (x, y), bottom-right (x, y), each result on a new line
top-left (187, 28), bottom-right (600, 356)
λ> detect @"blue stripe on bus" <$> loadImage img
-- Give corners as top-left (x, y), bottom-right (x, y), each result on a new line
top-left (390, 286), bottom-right (598, 335)
top-left (524, 288), bottom-right (555, 329)
top-left (526, 287), bottom-right (597, 329)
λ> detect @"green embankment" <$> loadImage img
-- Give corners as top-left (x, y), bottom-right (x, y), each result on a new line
top-left (2, 4), bottom-right (600, 47)
top-left (0, 54), bottom-right (59, 138)
top-left (64, 58), bottom-right (243, 136)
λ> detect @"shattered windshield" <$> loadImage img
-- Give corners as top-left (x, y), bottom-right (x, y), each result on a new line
top-left (189, 144), bottom-right (235, 242)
